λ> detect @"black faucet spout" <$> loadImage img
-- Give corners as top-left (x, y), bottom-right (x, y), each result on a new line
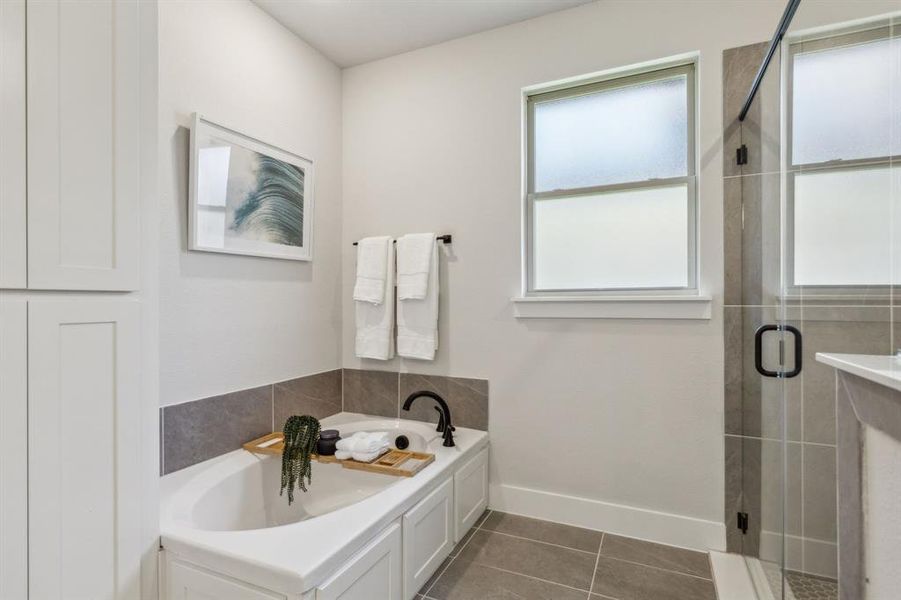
top-left (402, 390), bottom-right (455, 447)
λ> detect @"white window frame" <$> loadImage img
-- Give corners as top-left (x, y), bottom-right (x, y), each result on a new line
top-left (522, 62), bottom-right (699, 298)
top-left (784, 23), bottom-right (899, 299)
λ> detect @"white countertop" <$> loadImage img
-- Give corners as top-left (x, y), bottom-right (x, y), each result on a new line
top-left (816, 353), bottom-right (901, 393)
top-left (160, 412), bottom-right (489, 595)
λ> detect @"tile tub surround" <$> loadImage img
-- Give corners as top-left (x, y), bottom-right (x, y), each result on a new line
top-left (343, 369), bottom-right (489, 431)
top-left (161, 368), bottom-right (488, 474)
top-left (418, 511), bottom-right (717, 600)
top-left (161, 369), bottom-right (342, 475)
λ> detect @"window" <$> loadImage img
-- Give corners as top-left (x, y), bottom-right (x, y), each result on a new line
top-left (787, 26), bottom-right (901, 290)
top-left (524, 63), bottom-right (697, 294)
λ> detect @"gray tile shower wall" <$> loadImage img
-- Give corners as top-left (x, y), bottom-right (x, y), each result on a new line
top-left (160, 369), bottom-right (342, 475)
top-left (161, 368), bottom-right (488, 475)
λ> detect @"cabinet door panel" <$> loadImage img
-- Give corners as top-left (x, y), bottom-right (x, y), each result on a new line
top-left (29, 299), bottom-right (141, 599)
top-left (403, 478), bottom-right (454, 600)
top-left (167, 558), bottom-right (285, 600)
top-left (454, 447), bottom-right (489, 542)
top-left (0, 299), bottom-right (27, 598)
top-left (0, 0), bottom-right (26, 288)
top-left (27, 0), bottom-right (140, 290)
top-left (317, 522), bottom-right (402, 600)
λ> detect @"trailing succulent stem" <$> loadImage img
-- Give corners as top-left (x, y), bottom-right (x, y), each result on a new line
top-left (280, 415), bottom-right (321, 504)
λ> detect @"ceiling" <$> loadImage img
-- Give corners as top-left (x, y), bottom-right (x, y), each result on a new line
top-left (253, 0), bottom-right (595, 68)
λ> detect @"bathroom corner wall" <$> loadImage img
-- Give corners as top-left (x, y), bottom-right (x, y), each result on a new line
top-left (158, 0), bottom-right (343, 408)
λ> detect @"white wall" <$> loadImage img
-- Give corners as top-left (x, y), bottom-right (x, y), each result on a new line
top-left (159, 0), bottom-right (343, 406)
top-left (341, 0), bottom-right (900, 549)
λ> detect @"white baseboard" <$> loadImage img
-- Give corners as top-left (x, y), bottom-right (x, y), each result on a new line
top-left (489, 483), bottom-right (726, 552)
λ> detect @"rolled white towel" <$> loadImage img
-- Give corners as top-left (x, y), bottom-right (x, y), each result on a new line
top-left (335, 450), bottom-right (352, 460)
top-left (335, 431), bottom-right (390, 453)
top-left (352, 447), bottom-right (389, 463)
top-left (355, 432), bottom-right (390, 453)
top-left (335, 432), bottom-right (366, 453)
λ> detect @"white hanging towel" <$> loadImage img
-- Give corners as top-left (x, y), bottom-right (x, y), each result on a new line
top-left (353, 236), bottom-right (391, 304)
top-left (396, 233), bottom-right (435, 300)
top-left (355, 240), bottom-right (395, 360)
top-left (397, 236), bottom-right (439, 360)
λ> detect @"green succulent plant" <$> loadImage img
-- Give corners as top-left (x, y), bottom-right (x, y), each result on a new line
top-left (280, 415), bottom-right (321, 504)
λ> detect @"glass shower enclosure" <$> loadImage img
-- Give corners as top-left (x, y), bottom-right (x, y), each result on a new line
top-left (724, 6), bottom-right (899, 599)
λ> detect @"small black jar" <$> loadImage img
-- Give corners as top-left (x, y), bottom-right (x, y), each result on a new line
top-left (317, 429), bottom-right (340, 456)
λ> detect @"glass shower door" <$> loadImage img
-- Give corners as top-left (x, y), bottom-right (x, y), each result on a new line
top-left (723, 36), bottom-right (790, 600)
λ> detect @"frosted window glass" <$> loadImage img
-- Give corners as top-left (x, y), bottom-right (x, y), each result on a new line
top-left (533, 76), bottom-right (688, 192)
top-left (793, 166), bottom-right (900, 286)
top-left (792, 38), bottom-right (901, 164)
top-left (533, 184), bottom-right (688, 290)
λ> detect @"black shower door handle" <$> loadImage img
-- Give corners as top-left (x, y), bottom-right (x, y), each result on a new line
top-left (755, 324), bottom-right (802, 378)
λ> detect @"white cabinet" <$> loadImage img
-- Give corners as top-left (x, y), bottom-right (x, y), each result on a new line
top-left (402, 478), bottom-right (454, 600)
top-left (168, 559), bottom-right (286, 600)
top-left (0, 0), bottom-right (26, 289)
top-left (28, 299), bottom-right (142, 599)
top-left (454, 447), bottom-right (489, 542)
top-left (317, 521), bottom-right (403, 600)
top-left (0, 299), bottom-right (27, 599)
top-left (26, 0), bottom-right (141, 291)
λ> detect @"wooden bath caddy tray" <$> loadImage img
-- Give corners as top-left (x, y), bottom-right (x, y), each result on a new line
top-left (242, 432), bottom-right (435, 478)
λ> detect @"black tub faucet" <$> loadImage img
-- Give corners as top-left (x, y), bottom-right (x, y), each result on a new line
top-left (402, 390), bottom-right (455, 447)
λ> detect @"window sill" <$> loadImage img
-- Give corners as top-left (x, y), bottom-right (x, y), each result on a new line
top-left (512, 295), bottom-right (712, 320)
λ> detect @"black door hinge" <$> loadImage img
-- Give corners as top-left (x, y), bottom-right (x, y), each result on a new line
top-left (736, 144), bottom-right (749, 166)
top-left (737, 512), bottom-right (749, 534)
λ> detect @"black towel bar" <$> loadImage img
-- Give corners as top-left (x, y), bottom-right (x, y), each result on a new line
top-left (352, 234), bottom-right (452, 246)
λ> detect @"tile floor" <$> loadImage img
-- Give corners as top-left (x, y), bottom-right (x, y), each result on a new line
top-left (418, 510), bottom-right (719, 600)
top-left (785, 572), bottom-right (838, 600)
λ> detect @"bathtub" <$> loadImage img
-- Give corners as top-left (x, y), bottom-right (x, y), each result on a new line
top-left (160, 412), bottom-right (489, 600)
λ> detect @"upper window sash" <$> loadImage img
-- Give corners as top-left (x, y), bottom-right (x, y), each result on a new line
top-left (787, 25), bottom-right (900, 170)
top-left (526, 63), bottom-right (696, 196)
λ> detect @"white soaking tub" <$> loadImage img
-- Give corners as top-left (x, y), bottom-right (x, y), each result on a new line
top-left (160, 413), bottom-right (489, 600)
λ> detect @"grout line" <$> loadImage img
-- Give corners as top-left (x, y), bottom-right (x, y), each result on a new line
top-left (465, 563), bottom-right (594, 594)
top-left (595, 554), bottom-right (714, 582)
top-left (477, 529), bottom-right (599, 556)
top-left (724, 433), bottom-right (836, 448)
top-left (587, 532), bottom-right (605, 600)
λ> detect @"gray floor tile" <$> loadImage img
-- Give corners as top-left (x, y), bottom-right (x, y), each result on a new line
top-left (482, 511), bottom-right (603, 553)
top-left (456, 530), bottom-right (596, 590)
top-left (420, 556), bottom-right (454, 596)
top-left (600, 534), bottom-right (711, 578)
top-left (428, 560), bottom-right (588, 600)
top-left (591, 555), bottom-right (717, 600)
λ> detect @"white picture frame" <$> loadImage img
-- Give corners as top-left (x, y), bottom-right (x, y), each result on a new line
top-left (188, 113), bottom-right (314, 261)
